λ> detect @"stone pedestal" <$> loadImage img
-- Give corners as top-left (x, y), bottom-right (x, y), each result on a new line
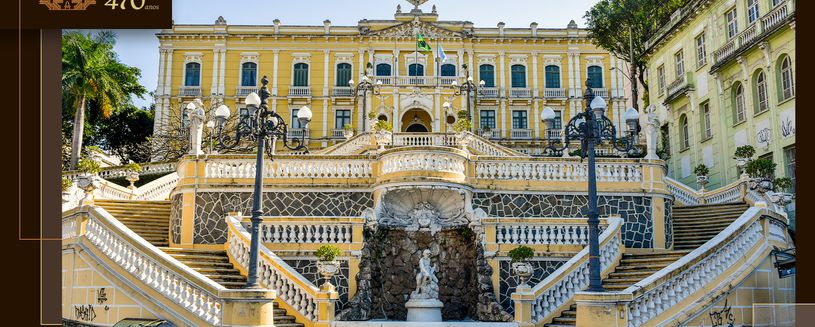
top-left (405, 298), bottom-right (444, 322)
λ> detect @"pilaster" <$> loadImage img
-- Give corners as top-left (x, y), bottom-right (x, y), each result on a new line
top-left (211, 49), bottom-right (220, 96)
top-left (218, 47), bottom-right (226, 96)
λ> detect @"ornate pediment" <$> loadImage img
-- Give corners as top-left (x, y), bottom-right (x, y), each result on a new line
top-left (365, 20), bottom-right (465, 39)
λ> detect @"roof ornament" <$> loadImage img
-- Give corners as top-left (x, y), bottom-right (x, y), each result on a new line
top-left (215, 16), bottom-right (226, 25)
top-left (406, 0), bottom-right (428, 10)
top-left (396, 4), bottom-right (402, 14)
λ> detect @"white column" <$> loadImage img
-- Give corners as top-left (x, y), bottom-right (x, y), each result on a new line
top-left (501, 100), bottom-right (507, 138)
top-left (153, 49), bottom-right (167, 134)
top-left (533, 101), bottom-right (540, 138)
top-left (211, 49), bottom-right (220, 96)
top-left (393, 49), bottom-right (399, 78)
top-left (434, 89), bottom-right (441, 131)
top-left (499, 51), bottom-right (507, 97)
top-left (162, 49), bottom-right (174, 130)
top-left (610, 56), bottom-right (619, 99)
top-left (616, 56), bottom-right (626, 104)
top-left (272, 49), bottom-right (280, 111)
top-left (218, 48), bottom-right (226, 96)
top-left (567, 51), bottom-right (576, 118)
top-left (467, 50), bottom-right (474, 81)
top-left (323, 50), bottom-right (330, 140)
top-left (573, 52), bottom-right (583, 119)
top-left (156, 49), bottom-right (166, 96)
top-left (358, 50), bottom-right (365, 129)
top-left (532, 52), bottom-right (539, 98)
top-left (393, 89), bottom-right (400, 130)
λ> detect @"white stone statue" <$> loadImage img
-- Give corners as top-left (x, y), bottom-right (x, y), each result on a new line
top-left (643, 104), bottom-right (661, 160)
top-left (412, 249), bottom-right (439, 300)
top-left (188, 99), bottom-right (206, 155)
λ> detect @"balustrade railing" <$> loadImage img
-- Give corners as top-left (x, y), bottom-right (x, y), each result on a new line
top-left (226, 216), bottom-right (336, 324)
top-left (475, 159), bottom-right (642, 183)
top-left (331, 86), bottom-right (354, 97)
top-left (510, 129), bottom-right (533, 139)
top-left (492, 221), bottom-right (607, 246)
top-left (373, 76), bottom-right (392, 85)
top-left (320, 132), bottom-right (372, 155)
top-left (665, 176), bottom-right (747, 206)
top-left (242, 217), bottom-right (362, 244)
top-left (592, 88), bottom-right (610, 98)
top-left (331, 129), bottom-right (346, 139)
top-left (236, 86), bottom-right (259, 96)
top-left (205, 158), bottom-right (372, 179)
top-left (512, 217), bottom-right (623, 325)
top-left (380, 150), bottom-right (466, 176)
top-left (391, 133), bottom-right (456, 147)
top-left (543, 88), bottom-right (566, 98)
top-left (287, 128), bottom-right (310, 140)
top-left (480, 87), bottom-right (499, 98)
top-left (179, 86), bottom-right (202, 97)
top-left (63, 161), bottom-right (176, 181)
top-left (713, 0), bottom-right (793, 66)
top-left (510, 87), bottom-right (532, 98)
top-left (666, 72), bottom-right (693, 100)
top-left (288, 86), bottom-right (311, 97)
top-left (467, 132), bottom-right (524, 157)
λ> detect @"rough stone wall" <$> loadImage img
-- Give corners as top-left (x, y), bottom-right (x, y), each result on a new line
top-left (665, 199), bottom-right (674, 249)
top-left (472, 193), bottom-right (654, 248)
top-left (192, 191), bottom-right (373, 244)
top-left (170, 194), bottom-right (182, 245)
top-left (283, 259), bottom-right (350, 311)
top-left (497, 259), bottom-right (565, 313)
top-left (337, 229), bottom-right (511, 322)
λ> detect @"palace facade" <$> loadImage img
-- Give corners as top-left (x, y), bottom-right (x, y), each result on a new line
top-left (152, 3), bottom-right (632, 155)
top-left (645, 0), bottom-right (795, 191)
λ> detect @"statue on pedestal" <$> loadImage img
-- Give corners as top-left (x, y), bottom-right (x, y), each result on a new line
top-left (188, 99), bottom-right (206, 155)
top-left (412, 249), bottom-right (439, 299)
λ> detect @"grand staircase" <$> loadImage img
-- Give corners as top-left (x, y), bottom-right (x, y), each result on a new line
top-left (543, 203), bottom-right (750, 327)
top-left (94, 199), bottom-right (303, 327)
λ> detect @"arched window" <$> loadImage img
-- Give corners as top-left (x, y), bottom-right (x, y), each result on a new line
top-left (479, 64), bottom-right (495, 87)
top-left (545, 65), bottom-right (560, 88)
top-left (680, 114), bottom-right (690, 150)
top-left (779, 56), bottom-right (795, 100)
top-left (733, 83), bottom-right (746, 124)
top-left (754, 71), bottom-right (768, 113)
top-left (409, 63), bottom-right (424, 76)
top-left (293, 63), bottom-right (309, 87)
top-left (335, 63), bottom-right (352, 86)
top-left (241, 62), bottom-right (257, 87)
top-left (440, 64), bottom-right (456, 77)
top-left (376, 63), bottom-right (391, 76)
top-left (587, 66), bottom-right (603, 88)
top-left (184, 62), bottom-right (201, 86)
top-left (511, 64), bottom-right (526, 88)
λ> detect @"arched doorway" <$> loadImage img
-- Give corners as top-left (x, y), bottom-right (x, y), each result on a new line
top-left (401, 108), bottom-right (433, 132)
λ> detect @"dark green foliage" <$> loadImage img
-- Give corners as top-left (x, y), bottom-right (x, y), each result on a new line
top-left (745, 158), bottom-right (776, 179)
top-left (508, 245), bottom-right (534, 263)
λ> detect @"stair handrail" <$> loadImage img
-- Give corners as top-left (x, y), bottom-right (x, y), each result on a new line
top-left (63, 205), bottom-right (258, 326)
top-left (226, 216), bottom-right (337, 326)
top-left (62, 160), bottom-right (177, 180)
top-left (132, 172), bottom-right (179, 200)
top-left (319, 132), bottom-right (372, 155)
top-left (579, 206), bottom-right (788, 326)
top-left (665, 176), bottom-right (747, 205)
top-left (62, 172), bottom-right (180, 212)
top-left (512, 217), bottom-right (624, 325)
top-left (462, 131), bottom-right (527, 157)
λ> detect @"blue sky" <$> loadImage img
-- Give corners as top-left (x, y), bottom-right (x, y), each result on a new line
top-left (105, 0), bottom-right (601, 108)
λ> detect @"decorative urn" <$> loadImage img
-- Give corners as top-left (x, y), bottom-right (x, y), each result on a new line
top-left (456, 132), bottom-right (473, 150)
top-left (696, 175), bottom-right (709, 190)
top-left (343, 129), bottom-right (354, 140)
top-left (374, 131), bottom-right (391, 150)
top-left (316, 260), bottom-right (341, 286)
top-left (126, 171), bottom-right (140, 188)
top-left (511, 261), bottom-right (534, 287)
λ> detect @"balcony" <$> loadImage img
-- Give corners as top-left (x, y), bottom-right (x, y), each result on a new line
top-left (288, 86), bottom-right (311, 97)
top-left (543, 88), bottom-right (567, 98)
top-left (287, 128), bottom-right (310, 140)
top-left (374, 76), bottom-right (392, 85)
top-left (712, 0), bottom-right (794, 70)
top-left (332, 86), bottom-right (354, 97)
top-left (178, 86), bottom-right (202, 97)
top-left (664, 72), bottom-right (694, 103)
top-left (592, 88), bottom-right (610, 98)
top-left (510, 87), bottom-right (532, 98)
top-left (510, 128), bottom-right (533, 139)
top-left (235, 86), bottom-right (258, 97)
top-left (331, 129), bottom-right (347, 139)
top-left (477, 128), bottom-right (501, 140)
top-left (545, 129), bottom-right (563, 140)
top-left (480, 87), bottom-right (499, 98)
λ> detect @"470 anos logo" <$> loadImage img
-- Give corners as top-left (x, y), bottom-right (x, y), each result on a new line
top-left (39, 0), bottom-right (96, 10)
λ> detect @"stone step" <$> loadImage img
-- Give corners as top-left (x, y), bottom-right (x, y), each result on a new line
top-left (621, 250), bottom-right (691, 258)
top-left (206, 274), bottom-right (246, 281)
top-left (160, 248), bottom-right (227, 255)
top-left (620, 257), bottom-right (681, 265)
top-left (672, 215), bottom-right (742, 222)
top-left (180, 261), bottom-right (236, 269)
top-left (673, 233), bottom-right (723, 241)
top-left (607, 270), bottom-right (657, 279)
top-left (602, 277), bottom-right (646, 285)
top-left (274, 315), bottom-right (297, 323)
top-left (543, 324), bottom-right (575, 327)
top-left (194, 267), bottom-right (242, 275)
top-left (273, 323), bottom-right (304, 327)
top-left (102, 212), bottom-right (171, 219)
top-left (95, 200), bottom-right (171, 208)
top-left (674, 203), bottom-right (747, 209)
top-left (673, 221), bottom-right (732, 229)
top-left (560, 310), bottom-right (576, 318)
top-left (217, 281), bottom-right (248, 288)
top-left (614, 263), bottom-right (677, 271)
top-left (552, 316), bottom-right (576, 324)
top-left (168, 254), bottom-right (231, 262)
top-left (602, 284), bottom-right (630, 291)
top-left (119, 221), bottom-right (170, 228)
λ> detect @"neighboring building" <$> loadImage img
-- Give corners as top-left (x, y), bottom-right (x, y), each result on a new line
top-left (152, 2), bottom-right (632, 155)
top-left (645, 0), bottom-right (795, 191)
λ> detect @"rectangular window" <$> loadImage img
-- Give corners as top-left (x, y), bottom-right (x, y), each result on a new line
top-left (480, 110), bottom-right (496, 129)
top-left (760, 152), bottom-right (775, 178)
top-left (511, 110), bottom-right (528, 129)
top-left (701, 102), bottom-right (712, 139)
top-left (726, 9), bottom-right (738, 39)
top-left (335, 110), bottom-right (351, 129)
top-left (553, 110), bottom-right (563, 130)
top-left (772, 0), bottom-right (784, 7)
top-left (784, 145), bottom-right (796, 192)
top-left (695, 33), bottom-right (707, 67)
top-left (291, 109), bottom-right (302, 129)
top-left (747, 0), bottom-right (760, 24)
top-left (657, 65), bottom-right (666, 94)
top-left (674, 50), bottom-right (685, 77)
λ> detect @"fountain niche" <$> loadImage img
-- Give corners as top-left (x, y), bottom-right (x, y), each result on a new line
top-left (337, 186), bottom-right (512, 322)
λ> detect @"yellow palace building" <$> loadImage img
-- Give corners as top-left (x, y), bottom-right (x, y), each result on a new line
top-left (151, 0), bottom-right (632, 155)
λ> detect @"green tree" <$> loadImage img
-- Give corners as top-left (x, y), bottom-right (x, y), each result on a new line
top-left (585, 0), bottom-right (688, 110)
top-left (62, 30), bottom-right (146, 169)
top-left (99, 104), bottom-right (154, 163)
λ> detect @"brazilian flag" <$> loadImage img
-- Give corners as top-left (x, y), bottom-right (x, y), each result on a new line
top-left (416, 33), bottom-right (432, 52)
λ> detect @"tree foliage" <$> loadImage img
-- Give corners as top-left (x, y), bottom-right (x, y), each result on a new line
top-left (585, 0), bottom-right (689, 95)
top-left (62, 30), bottom-right (147, 168)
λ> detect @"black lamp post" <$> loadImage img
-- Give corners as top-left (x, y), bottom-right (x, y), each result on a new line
top-left (349, 63), bottom-right (382, 132)
top-left (212, 76), bottom-right (311, 288)
top-left (542, 80), bottom-right (641, 292)
top-left (450, 63), bottom-right (477, 131)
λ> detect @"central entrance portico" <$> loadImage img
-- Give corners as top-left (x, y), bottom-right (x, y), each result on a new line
top-left (401, 108), bottom-right (433, 132)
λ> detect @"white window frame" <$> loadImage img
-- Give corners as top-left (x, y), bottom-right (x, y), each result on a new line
top-left (695, 33), bottom-right (707, 68)
top-left (726, 8), bottom-right (738, 39)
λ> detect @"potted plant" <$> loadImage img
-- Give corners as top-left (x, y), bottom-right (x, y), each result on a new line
top-left (124, 162), bottom-right (142, 189)
top-left (453, 111), bottom-right (473, 149)
top-left (771, 177), bottom-right (794, 205)
top-left (342, 124), bottom-right (354, 139)
top-left (75, 158), bottom-right (101, 201)
top-left (745, 158), bottom-right (776, 193)
top-left (372, 120), bottom-right (393, 150)
top-left (694, 164), bottom-right (710, 191)
top-left (61, 176), bottom-right (73, 193)
top-left (315, 245), bottom-right (342, 288)
top-left (734, 145), bottom-right (755, 177)
top-left (481, 126), bottom-right (493, 139)
top-left (367, 111), bottom-right (378, 130)
top-left (508, 245), bottom-right (535, 287)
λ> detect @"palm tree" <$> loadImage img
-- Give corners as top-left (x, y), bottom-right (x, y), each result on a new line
top-left (62, 30), bottom-right (144, 169)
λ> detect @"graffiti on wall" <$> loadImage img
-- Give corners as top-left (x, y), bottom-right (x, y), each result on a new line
top-left (707, 299), bottom-right (735, 327)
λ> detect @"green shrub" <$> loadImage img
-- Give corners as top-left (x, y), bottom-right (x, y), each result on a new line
top-left (343, 124), bottom-right (354, 132)
top-left (316, 245), bottom-right (342, 262)
top-left (453, 118), bottom-right (472, 133)
top-left (745, 158), bottom-right (776, 179)
top-left (76, 158), bottom-right (101, 174)
top-left (374, 120), bottom-right (392, 132)
top-left (456, 110), bottom-right (469, 120)
top-left (734, 145), bottom-right (755, 159)
top-left (508, 245), bottom-right (534, 263)
top-left (693, 164), bottom-right (709, 176)
top-left (367, 111), bottom-right (377, 120)
top-left (61, 177), bottom-right (73, 191)
top-left (773, 177), bottom-right (793, 192)
top-left (124, 162), bottom-right (142, 173)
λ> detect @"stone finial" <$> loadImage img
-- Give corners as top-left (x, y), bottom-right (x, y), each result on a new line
top-left (497, 22), bottom-right (505, 37)
top-left (432, 5), bottom-right (437, 14)
top-left (530, 22), bottom-right (538, 37)
top-left (324, 19), bottom-right (331, 34)
top-left (396, 4), bottom-right (402, 13)
top-left (273, 19), bottom-right (281, 34)
top-left (215, 16), bottom-right (226, 25)
top-left (567, 20), bottom-right (578, 29)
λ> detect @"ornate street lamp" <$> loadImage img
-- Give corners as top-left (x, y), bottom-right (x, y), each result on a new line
top-left (541, 80), bottom-right (641, 292)
top-left (349, 63), bottom-right (382, 132)
top-left (450, 63), bottom-right (477, 131)
top-left (213, 76), bottom-right (312, 288)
